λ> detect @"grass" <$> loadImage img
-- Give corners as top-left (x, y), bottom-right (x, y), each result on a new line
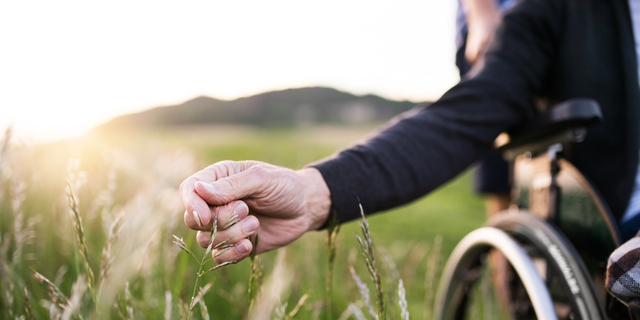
top-left (0, 124), bottom-right (488, 319)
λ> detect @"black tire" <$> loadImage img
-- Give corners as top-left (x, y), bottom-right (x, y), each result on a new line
top-left (488, 212), bottom-right (606, 320)
top-left (435, 212), bottom-right (605, 320)
top-left (436, 227), bottom-right (557, 320)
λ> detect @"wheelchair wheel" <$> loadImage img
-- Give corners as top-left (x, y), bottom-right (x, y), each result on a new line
top-left (435, 212), bottom-right (605, 320)
top-left (489, 213), bottom-right (606, 319)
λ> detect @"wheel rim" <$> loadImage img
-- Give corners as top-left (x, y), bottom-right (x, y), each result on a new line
top-left (435, 227), bottom-right (558, 320)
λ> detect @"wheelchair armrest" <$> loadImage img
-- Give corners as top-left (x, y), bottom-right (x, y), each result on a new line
top-left (496, 98), bottom-right (603, 158)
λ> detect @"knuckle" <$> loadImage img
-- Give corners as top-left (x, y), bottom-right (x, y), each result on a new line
top-left (221, 178), bottom-right (237, 190)
top-left (247, 165), bottom-right (269, 178)
top-left (208, 161), bottom-right (233, 177)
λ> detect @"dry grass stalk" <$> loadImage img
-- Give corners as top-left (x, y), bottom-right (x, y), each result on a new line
top-left (6, 281), bottom-right (15, 319)
top-left (41, 300), bottom-right (62, 320)
top-left (275, 293), bottom-right (310, 320)
top-left (66, 178), bottom-right (96, 302)
top-left (9, 175), bottom-right (29, 268)
top-left (0, 127), bottom-right (11, 184)
top-left (248, 232), bottom-right (263, 314)
top-left (423, 235), bottom-right (442, 320)
top-left (172, 214), bottom-right (232, 320)
top-left (349, 265), bottom-right (377, 320)
top-left (165, 291), bottom-right (173, 320)
top-left (61, 275), bottom-right (88, 320)
top-left (337, 302), bottom-right (367, 320)
top-left (177, 297), bottom-right (188, 320)
top-left (172, 235), bottom-right (196, 261)
top-left (31, 268), bottom-right (70, 310)
top-left (325, 210), bottom-right (340, 319)
top-left (248, 248), bottom-right (290, 320)
top-left (480, 266), bottom-right (493, 319)
top-left (99, 209), bottom-right (125, 296)
top-left (23, 287), bottom-right (33, 320)
top-left (0, 126), bottom-right (10, 154)
top-left (124, 281), bottom-right (134, 320)
top-left (288, 293), bottom-right (309, 319)
top-left (347, 303), bottom-right (368, 320)
top-left (379, 245), bottom-right (400, 312)
top-left (196, 282), bottom-right (213, 320)
top-left (275, 301), bottom-right (288, 320)
top-left (398, 280), bottom-right (409, 320)
top-left (222, 210), bottom-right (239, 230)
top-left (355, 204), bottom-right (385, 320)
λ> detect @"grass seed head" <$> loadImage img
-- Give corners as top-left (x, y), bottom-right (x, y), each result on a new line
top-left (31, 268), bottom-right (70, 309)
top-left (172, 234), bottom-right (196, 260)
top-left (398, 280), bottom-right (409, 320)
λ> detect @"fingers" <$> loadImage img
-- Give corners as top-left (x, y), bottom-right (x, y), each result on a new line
top-left (180, 160), bottom-right (260, 227)
top-left (193, 165), bottom-right (275, 206)
top-left (212, 238), bottom-right (253, 264)
top-left (181, 177), bottom-right (213, 227)
top-left (184, 200), bottom-right (248, 231)
top-left (196, 214), bottom-right (259, 249)
top-left (196, 214), bottom-right (259, 264)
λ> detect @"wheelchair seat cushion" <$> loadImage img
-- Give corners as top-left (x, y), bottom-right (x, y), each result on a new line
top-left (606, 236), bottom-right (640, 305)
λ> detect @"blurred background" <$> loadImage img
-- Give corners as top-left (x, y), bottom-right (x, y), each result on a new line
top-left (1, 0), bottom-right (459, 143)
top-left (0, 1), bottom-right (491, 319)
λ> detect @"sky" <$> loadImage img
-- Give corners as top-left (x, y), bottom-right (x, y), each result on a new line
top-left (0, 0), bottom-right (460, 143)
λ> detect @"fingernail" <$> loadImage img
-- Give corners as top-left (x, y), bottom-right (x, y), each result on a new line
top-left (199, 181), bottom-right (218, 193)
top-left (234, 203), bottom-right (249, 218)
top-left (242, 217), bottom-right (259, 234)
top-left (192, 210), bottom-right (203, 227)
top-left (236, 242), bottom-right (250, 254)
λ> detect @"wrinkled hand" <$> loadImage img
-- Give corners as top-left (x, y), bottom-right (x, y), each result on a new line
top-left (179, 160), bottom-right (331, 264)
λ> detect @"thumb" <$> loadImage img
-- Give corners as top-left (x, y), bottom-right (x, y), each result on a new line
top-left (194, 166), bottom-right (270, 205)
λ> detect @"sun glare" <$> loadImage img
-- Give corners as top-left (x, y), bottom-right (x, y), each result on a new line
top-left (0, 0), bottom-right (458, 144)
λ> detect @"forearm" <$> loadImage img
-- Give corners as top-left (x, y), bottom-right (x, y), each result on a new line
top-left (312, 0), bottom-right (562, 225)
top-left (312, 83), bottom-right (525, 225)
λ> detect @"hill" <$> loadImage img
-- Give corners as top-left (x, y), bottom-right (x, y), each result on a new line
top-left (97, 87), bottom-right (428, 129)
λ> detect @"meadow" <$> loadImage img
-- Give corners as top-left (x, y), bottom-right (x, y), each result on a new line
top-left (0, 124), bottom-right (488, 319)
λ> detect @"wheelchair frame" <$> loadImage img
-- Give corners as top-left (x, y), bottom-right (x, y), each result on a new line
top-left (434, 99), bottom-right (627, 319)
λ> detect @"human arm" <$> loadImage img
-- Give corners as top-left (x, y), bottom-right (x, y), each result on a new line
top-left (180, 0), bottom-right (564, 263)
top-left (460, 0), bottom-right (502, 64)
top-left (313, 0), bottom-right (563, 224)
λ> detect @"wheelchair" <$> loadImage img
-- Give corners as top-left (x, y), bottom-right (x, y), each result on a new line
top-left (434, 99), bottom-right (636, 319)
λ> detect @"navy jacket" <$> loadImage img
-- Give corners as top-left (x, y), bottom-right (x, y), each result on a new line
top-left (313, 0), bottom-right (640, 224)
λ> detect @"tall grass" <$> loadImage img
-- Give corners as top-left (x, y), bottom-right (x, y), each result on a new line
top-left (354, 204), bottom-right (386, 319)
top-left (325, 210), bottom-right (340, 319)
top-left (0, 126), bottom-right (488, 319)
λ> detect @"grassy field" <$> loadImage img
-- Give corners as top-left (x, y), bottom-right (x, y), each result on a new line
top-left (0, 125), bottom-right (487, 319)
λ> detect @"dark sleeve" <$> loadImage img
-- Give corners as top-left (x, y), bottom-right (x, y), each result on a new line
top-left (312, 0), bottom-right (564, 225)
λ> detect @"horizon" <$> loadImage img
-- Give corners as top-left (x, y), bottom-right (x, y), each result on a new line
top-left (1, 0), bottom-right (459, 144)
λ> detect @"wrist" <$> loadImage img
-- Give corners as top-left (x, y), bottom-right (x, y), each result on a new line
top-left (297, 167), bottom-right (332, 231)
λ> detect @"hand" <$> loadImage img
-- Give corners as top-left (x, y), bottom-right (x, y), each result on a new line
top-left (463, 0), bottom-right (502, 64)
top-left (179, 160), bottom-right (331, 264)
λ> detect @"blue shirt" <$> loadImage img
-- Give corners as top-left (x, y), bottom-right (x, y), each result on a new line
top-left (620, 0), bottom-right (640, 224)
